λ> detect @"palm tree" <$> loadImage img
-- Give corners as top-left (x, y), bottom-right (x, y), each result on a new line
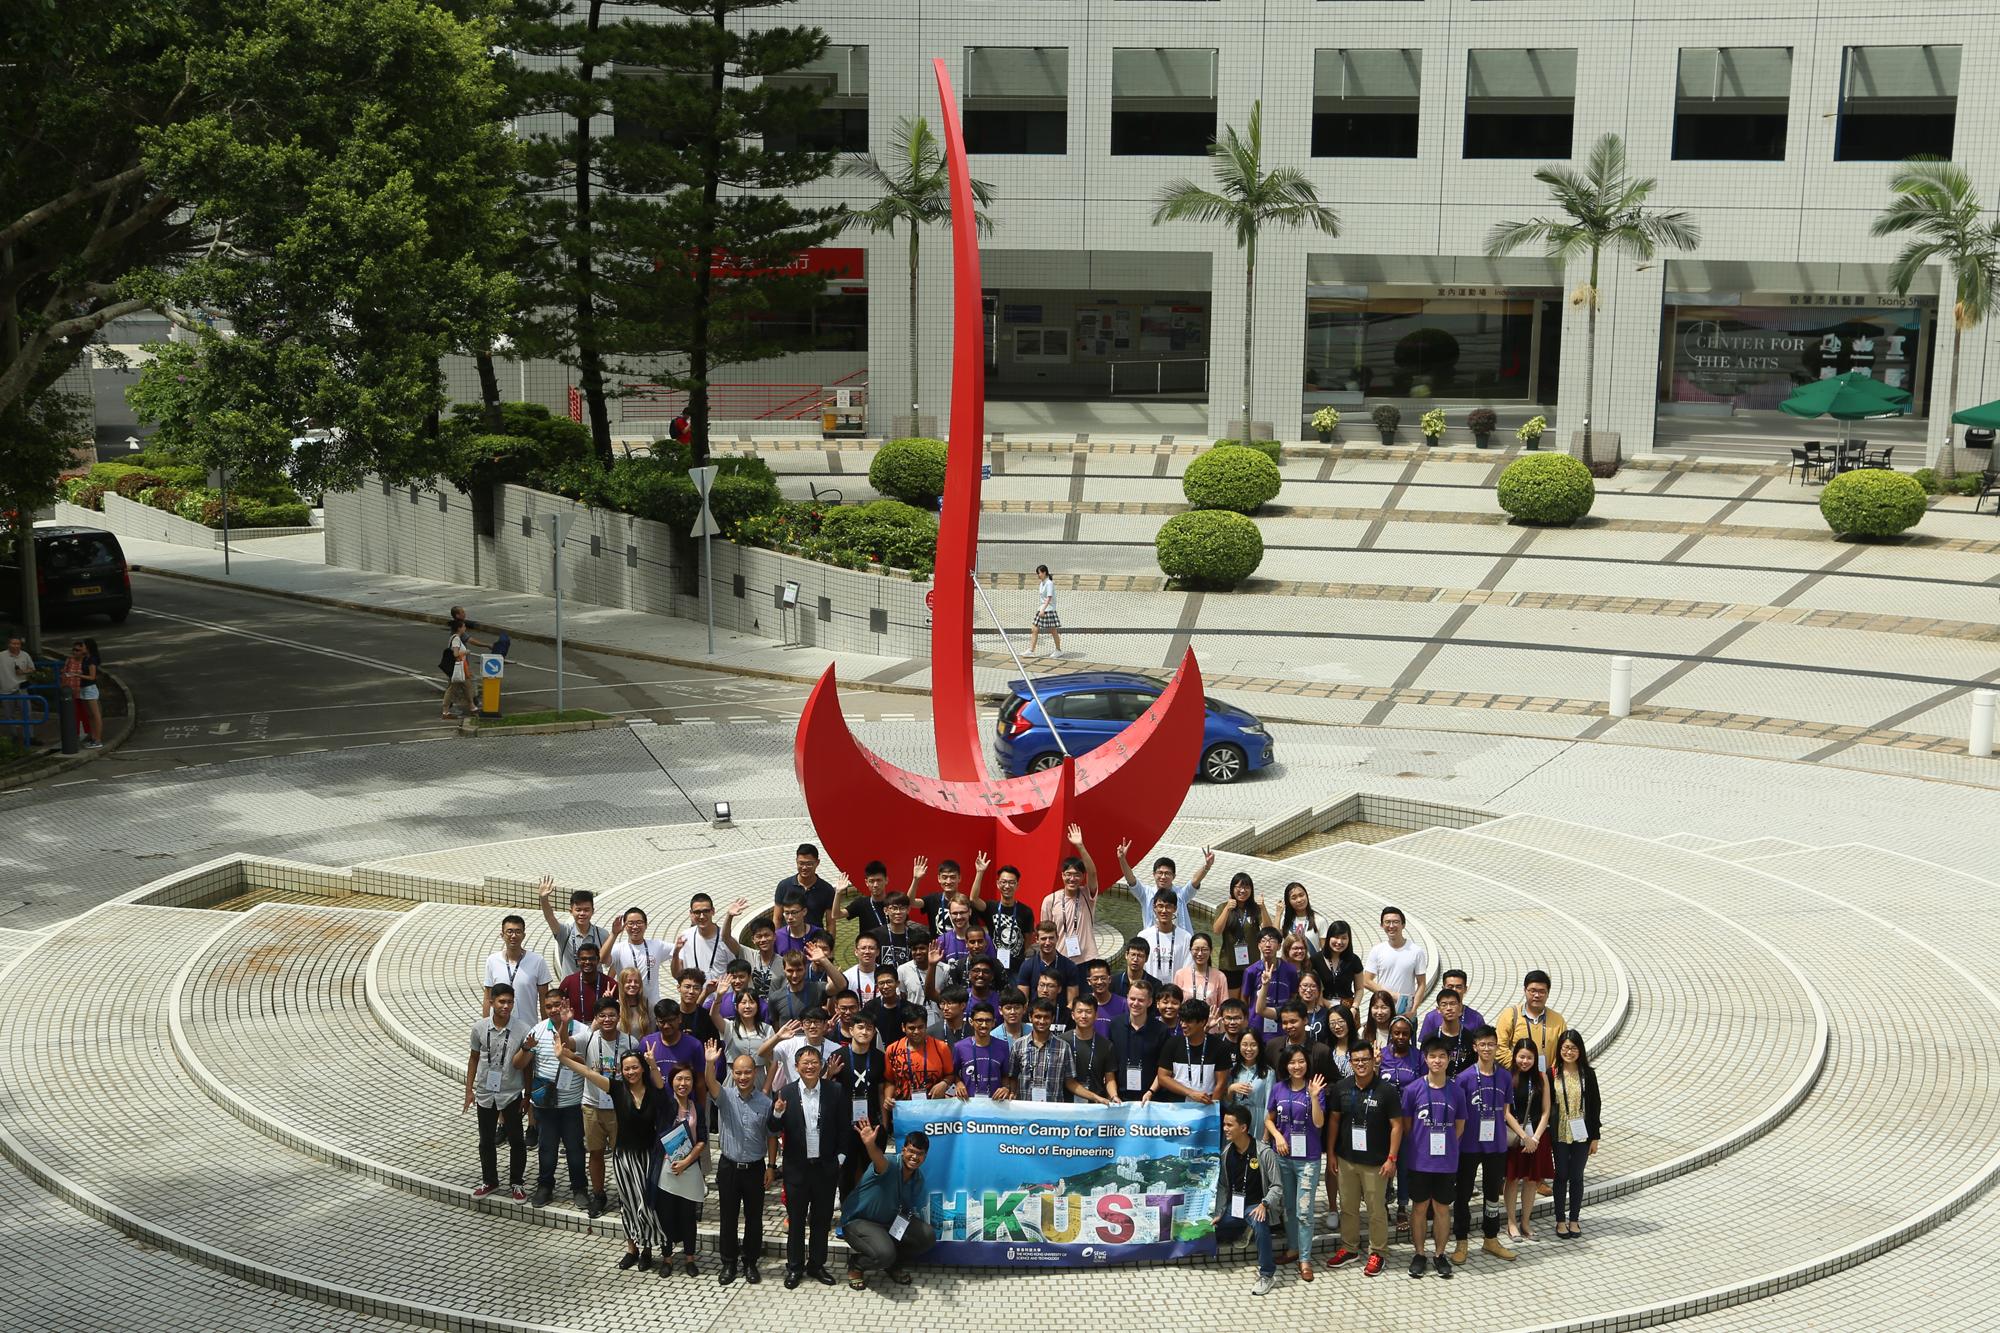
top-left (839, 116), bottom-right (994, 431)
top-left (1152, 101), bottom-right (1339, 440)
top-left (1870, 159), bottom-right (2000, 480)
top-left (1485, 134), bottom-right (1699, 469)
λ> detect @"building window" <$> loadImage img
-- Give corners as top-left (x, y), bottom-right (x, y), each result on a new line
top-left (764, 46), bottom-right (869, 154)
top-left (1836, 45), bottom-right (1959, 161)
top-left (747, 292), bottom-right (869, 352)
top-left (1673, 48), bottom-right (1790, 161)
top-left (1312, 49), bottom-right (1421, 158)
top-left (1305, 287), bottom-right (1557, 403)
top-left (1111, 48), bottom-right (1218, 156)
top-left (1463, 48), bottom-right (1576, 160)
top-left (963, 48), bottom-right (1067, 155)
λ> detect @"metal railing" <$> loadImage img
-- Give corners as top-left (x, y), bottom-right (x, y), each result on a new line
top-left (618, 369), bottom-right (870, 422)
top-left (1107, 357), bottom-right (1209, 397)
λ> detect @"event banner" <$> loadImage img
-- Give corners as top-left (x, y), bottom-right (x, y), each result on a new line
top-left (908, 1098), bottom-right (1222, 1266)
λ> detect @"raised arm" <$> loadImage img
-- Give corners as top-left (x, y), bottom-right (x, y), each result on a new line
top-left (558, 1047), bottom-right (613, 1094)
top-left (1069, 824), bottom-right (1099, 896)
top-left (1188, 847), bottom-right (1215, 893)
top-left (536, 876), bottom-right (565, 944)
top-left (966, 850), bottom-right (991, 905)
top-left (1116, 838), bottom-right (1140, 892)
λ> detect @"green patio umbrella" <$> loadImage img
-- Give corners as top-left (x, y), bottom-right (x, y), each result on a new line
top-left (1779, 371), bottom-right (1912, 446)
top-left (1950, 399), bottom-right (2000, 429)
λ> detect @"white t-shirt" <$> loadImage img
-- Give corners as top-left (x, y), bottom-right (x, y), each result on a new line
top-left (532, 1018), bottom-right (591, 1106)
top-left (1038, 577), bottom-right (1056, 611)
top-left (675, 926), bottom-right (739, 983)
top-left (584, 1030), bottom-right (638, 1110)
top-left (450, 633), bottom-right (469, 681)
top-left (771, 1035), bottom-right (843, 1091)
top-left (842, 964), bottom-right (879, 1007)
top-left (1142, 926), bottom-right (1194, 986)
top-left (485, 949), bottom-right (553, 1024)
top-left (609, 936), bottom-right (668, 1004)
top-left (1364, 938), bottom-right (1427, 1002)
top-left (0, 649), bottom-right (33, 695)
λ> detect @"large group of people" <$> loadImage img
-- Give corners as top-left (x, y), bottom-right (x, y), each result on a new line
top-left (464, 838), bottom-right (1604, 1294)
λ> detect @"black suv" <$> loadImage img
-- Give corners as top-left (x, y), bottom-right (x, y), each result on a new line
top-left (0, 525), bottom-right (133, 625)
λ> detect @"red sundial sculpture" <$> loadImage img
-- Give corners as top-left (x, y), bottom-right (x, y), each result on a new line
top-left (793, 59), bottom-right (1206, 915)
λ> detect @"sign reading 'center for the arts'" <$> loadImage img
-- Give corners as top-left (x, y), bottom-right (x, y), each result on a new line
top-left (912, 1100), bottom-right (1222, 1266)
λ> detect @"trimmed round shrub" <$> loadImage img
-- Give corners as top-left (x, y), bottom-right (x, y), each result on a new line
top-left (868, 436), bottom-right (949, 505)
top-left (1183, 445), bottom-right (1282, 513)
top-left (1496, 453), bottom-right (1596, 525)
top-left (1212, 438), bottom-right (1283, 462)
top-left (1155, 509), bottom-right (1265, 589)
top-left (1819, 469), bottom-right (1927, 538)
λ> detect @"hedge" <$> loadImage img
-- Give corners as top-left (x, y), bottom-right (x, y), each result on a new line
top-left (1211, 438), bottom-right (1282, 462)
top-left (869, 436), bottom-right (949, 505)
top-left (1819, 469), bottom-right (1927, 538)
top-left (1496, 453), bottom-right (1595, 525)
top-left (1155, 509), bottom-right (1264, 589)
top-left (603, 453), bottom-right (779, 537)
top-left (1184, 445), bottom-right (1283, 513)
top-left (736, 498), bottom-right (939, 576)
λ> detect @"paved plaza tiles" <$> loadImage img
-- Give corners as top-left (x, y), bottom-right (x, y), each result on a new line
top-left (3, 719), bottom-right (1999, 1330)
top-left (10, 446), bottom-right (2000, 1328)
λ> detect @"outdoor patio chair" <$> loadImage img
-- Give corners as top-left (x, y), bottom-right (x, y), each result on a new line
top-left (1788, 448), bottom-right (1819, 485)
top-left (1977, 474), bottom-right (2000, 514)
top-left (1865, 446), bottom-right (1893, 470)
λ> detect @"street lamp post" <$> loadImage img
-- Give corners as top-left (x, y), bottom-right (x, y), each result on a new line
top-left (537, 512), bottom-right (574, 713)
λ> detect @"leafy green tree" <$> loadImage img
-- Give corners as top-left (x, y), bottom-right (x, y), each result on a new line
top-left (1485, 133), bottom-right (1699, 469)
top-left (1152, 101), bottom-right (1339, 439)
top-left (596, 1), bottom-right (843, 466)
top-left (3, 0), bottom-right (516, 496)
top-left (1870, 159), bottom-right (2000, 480)
top-left (839, 116), bottom-right (994, 428)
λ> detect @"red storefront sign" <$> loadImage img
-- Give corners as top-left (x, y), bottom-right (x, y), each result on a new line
top-left (707, 247), bottom-right (865, 280)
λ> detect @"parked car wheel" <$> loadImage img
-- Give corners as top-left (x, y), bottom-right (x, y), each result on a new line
top-left (1028, 752), bottom-right (1064, 773)
top-left (1200, 742), bottom-right (1246, 784)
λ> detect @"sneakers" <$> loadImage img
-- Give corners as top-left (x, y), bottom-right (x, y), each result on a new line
top-left (1251, 1273), bottom-right (1276, 1297)
top-left (470, 1184), bottom-right (496, 1199)
top-left (1484, 1237), bottom-right (1518, 1262)
top-left (1434, 1254), bottom-right (1454, 1280)
top-left (1321, 1208), bottom-right (1339, 1229)
top-left (1408, 1254), bottom-right (1428, 1279)
top-left (82, 740), bottom-right (103, 749)
top-left (1327, 1247), bottom-right (1358, 1269)
top-left (1364, 1253), bottom-right (1385, 1277)
top-left (588, 1190), bottom-right (607, 1218)
top-left (508, 1186), bottom-right (526, 1202)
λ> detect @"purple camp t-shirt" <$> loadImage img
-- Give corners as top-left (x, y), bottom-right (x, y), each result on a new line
top-left (643, 1030), bottom-right (707, 1086)
top-left (1453, 1065), bottom-right (1515, 1153)
top-left (1268, 1082), bottom-right (1324, 1161)
top-left (1418, 1007), bottom-right (1486, 1041)
top-left (773, 926), bottom-right (811, 956)
top-left (1401, 1078), bottom-right (1470, 1173)
top-left (1377, 1043), bottom-right (1424, 1094)
top-left (1242, 959), bottom-right (1299, 1033)
top-left (953, 1037), bottom-right (1009, 1096)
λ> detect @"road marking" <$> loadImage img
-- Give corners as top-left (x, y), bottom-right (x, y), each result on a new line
top-left (118, 722), bottom-right (455, 754)
top-left (130, 607), bottom-right (441, 686)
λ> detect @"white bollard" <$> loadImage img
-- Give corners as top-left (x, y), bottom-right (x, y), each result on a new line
top-left (1971, 689), bottom-right (1996, 759)
top-left (1609, 656), bottom-right (1633, 718)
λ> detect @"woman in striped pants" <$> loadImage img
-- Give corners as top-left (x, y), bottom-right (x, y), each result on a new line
top-left (562, 1046), bottom-right (671, 1271)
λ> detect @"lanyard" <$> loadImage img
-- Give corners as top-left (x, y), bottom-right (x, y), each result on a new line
top-left (1421, 1083), bottom-right (1452, 1130)
top-left (1471, 1069), bottom-right (1500, 1112)
top-left (1277, 1084), bottom-right (1310, 1130)
top-left (488, 1027), bottom-right (513, 1076)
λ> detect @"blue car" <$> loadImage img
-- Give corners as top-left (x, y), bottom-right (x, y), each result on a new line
top-left (993, 671), bottom-right (1275, 784)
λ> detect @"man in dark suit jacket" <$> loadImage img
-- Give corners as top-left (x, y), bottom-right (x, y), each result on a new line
top-left (768, 1044), bottom-right (846, 1287)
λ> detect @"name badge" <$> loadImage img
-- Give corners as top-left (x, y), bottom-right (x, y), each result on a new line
top-left (851, 1097), bottom-right (869, 1123)
top-left (1428, 1129), bottom-right (1446, 1156)
top-left (1229, 1192), bottom-right (1245, 1219)
top-left (485, 1068), bottom-right (502, 1093)
top-left (888, 1214), bottom-right (910, 1241)
top-left (997, 947), bottom-right (1012, 969)
top-left (1031, 1086), bottom-right (1048, 1103)
top-left (1063, 935), bottom-right (1081, 956)
top-left (1125, 1065), bottom-right (1143, 1092)
top-left (1234, 944), bottom-right (1251, 967)
top-left (1538, 1053), bottom-right (1548, 1072)
top-left (1288, 1131), bottom-right (1305, 1158)
top-left (1350, 1124), bottom-right (1368, 1152)
top-left (1479, 1117), bottom-right (1496, 1143)
top-left (1568, 1115), bottom-right (1588, 1141)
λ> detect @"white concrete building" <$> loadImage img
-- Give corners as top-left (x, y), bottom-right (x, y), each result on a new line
top-left (473, 1), bottom-right (2000, 461)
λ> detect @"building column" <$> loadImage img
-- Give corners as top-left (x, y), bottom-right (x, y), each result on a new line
top-left (1206, 240), bottom-right (1302, 441)
top-left (1554, 250), bottom-right (1666, 459)
top-left (864, 231), bottom-right (954, 439)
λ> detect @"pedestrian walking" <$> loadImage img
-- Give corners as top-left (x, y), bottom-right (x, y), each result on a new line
top-left (1027, 563), bottom-right (1063, 656)
top-left (441, 621), bottom-right (476, 720)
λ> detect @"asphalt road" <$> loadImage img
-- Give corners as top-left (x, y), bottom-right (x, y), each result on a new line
top-left (29, 572), bottom-right (932, 784)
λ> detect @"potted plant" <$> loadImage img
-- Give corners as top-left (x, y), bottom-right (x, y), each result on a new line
top-left (1310, 406), bottom-right (1340, 443)
top-left (1468, 407), bottom-right (1498, 448)
top-left (1420, 408), bottom-right (1447, 447)
top-left (1516, 415), bottom-right (1548, 450)
top-left (1372, 403), bottom-right (1401, 445)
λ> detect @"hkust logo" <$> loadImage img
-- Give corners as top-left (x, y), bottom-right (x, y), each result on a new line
top-left (928, 1187), bottom-right (1191, 1245)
